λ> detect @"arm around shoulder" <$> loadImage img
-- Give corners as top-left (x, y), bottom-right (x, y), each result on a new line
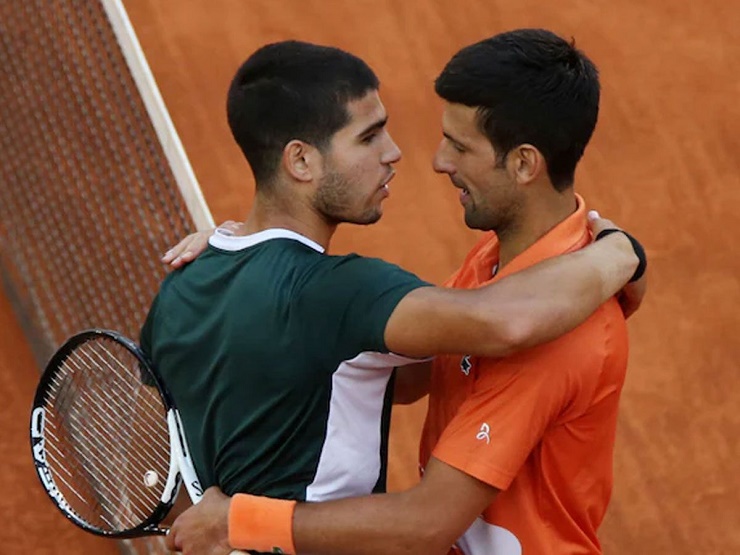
top-left (167, 460), bottom-right (498, 555)
top-left (384, 231), bottom-right (638, 359)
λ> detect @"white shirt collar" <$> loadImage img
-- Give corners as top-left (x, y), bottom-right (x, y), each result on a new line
top-left (208, 227), bottom-right (325, 253)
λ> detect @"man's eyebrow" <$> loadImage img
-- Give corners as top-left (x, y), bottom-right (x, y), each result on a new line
top-left (358, 116), bottom-right (388, 137)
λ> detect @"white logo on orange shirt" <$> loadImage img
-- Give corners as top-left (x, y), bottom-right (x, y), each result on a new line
top-left (476, 423), bottom-right (491, 444)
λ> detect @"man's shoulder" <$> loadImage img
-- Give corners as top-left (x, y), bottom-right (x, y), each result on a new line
top-left (323, 251), bottom-right (399, 268)
top-left (315, 252), bottom-right (423, 284)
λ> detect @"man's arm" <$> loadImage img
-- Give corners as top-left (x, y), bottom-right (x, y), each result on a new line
top-left (166, 457), bottom-right (497, 555)
top-left (292, 457), bottom-right (496, 554)
top-left (161, 216), bottom-right (646, 359)
top-left (384, 228), bottom-right (639, 358)
top-left (393, 361), bottom-right (432, 405)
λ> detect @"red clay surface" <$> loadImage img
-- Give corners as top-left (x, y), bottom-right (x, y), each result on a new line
top-left (2, 1), bottom-right (738, 553)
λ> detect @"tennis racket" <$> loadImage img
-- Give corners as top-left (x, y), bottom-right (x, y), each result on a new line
top-left (30, 329), bottom-right (245, 553)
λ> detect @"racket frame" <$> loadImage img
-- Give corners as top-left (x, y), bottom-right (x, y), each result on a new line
top-left (30, 329), bottom-right (191, 538)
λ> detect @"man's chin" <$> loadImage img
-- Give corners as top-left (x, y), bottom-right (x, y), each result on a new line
top-left (333, 211), bottom-right (382, 227)
top-left (464, 212), bottom-right (489, 231)
top-left (355, 211), bottom-right (383, 226)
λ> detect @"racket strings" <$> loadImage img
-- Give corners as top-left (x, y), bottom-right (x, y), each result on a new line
top-left (70, 348), bottom-right (172, 523)
top-left (58, 352), bottom-right (165, 488)
top-left (73, 341), bottom-right (169, 525)
top-left (41, 419), bottom-right (122, 530)
top-left (38, 421), bottom-right (98, 507)
top-left (40, 336), bottom-right (172, 533)
top-left (45, 365), bottom-right (150, 528)
top-left (69, 347), bottom-right (170, 458)
top-left (87, 342), bottom-right (170, 439)
top-left (45, 399), bottom-right (154, 526)
top-left (50, 356), bottom-right (166, 529)
top-left (44, 370), bottom-right (112, 517)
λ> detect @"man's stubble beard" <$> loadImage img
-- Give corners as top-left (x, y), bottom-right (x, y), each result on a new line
top-left (314, 170), bottom-right (382, 226)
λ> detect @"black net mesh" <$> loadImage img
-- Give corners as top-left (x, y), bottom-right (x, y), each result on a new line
top-left (0, 1), bottom-right (205, 553)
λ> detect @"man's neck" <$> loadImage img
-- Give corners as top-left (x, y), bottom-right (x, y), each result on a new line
top-left (239, 192), bottom-right (336, 251)
top-left (497, 191), bottom-right (578, 269)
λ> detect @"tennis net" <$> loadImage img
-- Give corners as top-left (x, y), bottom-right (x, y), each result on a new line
top-left (0, 1), bottom-right (212, 553)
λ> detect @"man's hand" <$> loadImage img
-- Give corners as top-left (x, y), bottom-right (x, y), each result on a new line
top-left (166, 487), bottom-right (231, 555)
top-left (162, 221), bottom-right (244, 269)
top-left (587, 210), bottom-right (647, 318)
top-left (160, 486), bottom-right (193, 527)
top-left (616, 271), bottom-right (647, 319)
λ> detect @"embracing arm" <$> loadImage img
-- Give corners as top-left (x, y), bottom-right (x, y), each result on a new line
top-left (385, 227), bottom-right (640, 358)
top-left (160, 217), bottom-right (645, 358)
top-left (291, 457), bottom-right (496, 554)
top-left (166, 458), bottom-right (497, 555)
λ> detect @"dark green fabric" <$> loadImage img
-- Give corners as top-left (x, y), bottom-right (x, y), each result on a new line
top-left (140, 238), bottom-right (427, 500)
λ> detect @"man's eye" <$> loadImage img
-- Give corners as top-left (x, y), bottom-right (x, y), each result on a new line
top-left (362, 133), bottom-right (377, 144)
top-left (444, 137), bottom-right (464, 153)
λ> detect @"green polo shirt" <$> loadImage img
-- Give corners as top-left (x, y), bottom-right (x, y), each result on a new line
top-left (141, 228), bottom-right (429, 503)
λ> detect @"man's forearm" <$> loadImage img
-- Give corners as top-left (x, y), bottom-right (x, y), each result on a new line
top-left (384, 232), bottom-right (638, 359)
top-left (225, 459), bottom-right (497, 555)
top-left (292, 491), bottom-right (452, 555)
top-left (484, 232), bottom-right (638, 352)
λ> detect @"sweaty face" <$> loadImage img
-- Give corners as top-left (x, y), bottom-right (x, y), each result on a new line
top-left (313, 91), bottom-right (401, 225)
top-left (433, 102), bottom-right (524, 233)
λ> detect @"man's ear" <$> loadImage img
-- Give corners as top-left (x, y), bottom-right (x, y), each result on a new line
top-left (508, 143), bottom-right (545, 185)
top-left (282, 140), bottom-right (321, 182)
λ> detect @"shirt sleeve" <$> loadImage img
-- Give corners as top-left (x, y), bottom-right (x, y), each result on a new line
top-left (431, 345), bottom-right (595, 491)
top-left (298, 254), bottom-right (431, 357)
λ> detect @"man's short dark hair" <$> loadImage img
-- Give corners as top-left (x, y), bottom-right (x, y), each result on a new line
top-left (435, 29), bottom-right (600, 191)
top-left (226, 41), bottom-right (380, 187)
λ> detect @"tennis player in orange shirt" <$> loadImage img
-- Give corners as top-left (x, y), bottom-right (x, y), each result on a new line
top-left (167, 29), bottom-right (645, 555)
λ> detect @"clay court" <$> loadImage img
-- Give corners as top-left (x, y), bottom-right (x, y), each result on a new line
top-left (1, 0), bottom-right (738, 553)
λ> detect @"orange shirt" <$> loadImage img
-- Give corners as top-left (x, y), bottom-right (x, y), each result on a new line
top-left (420, 197), bottom-right (629, 555)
